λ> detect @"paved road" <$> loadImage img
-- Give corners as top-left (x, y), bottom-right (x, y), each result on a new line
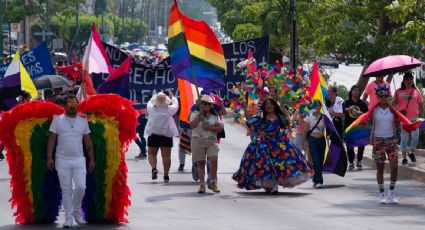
top-left (1, 116), bottom-right (425, 230)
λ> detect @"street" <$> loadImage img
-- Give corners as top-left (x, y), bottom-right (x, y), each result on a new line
top-left (0, 115), bottom-right (425, 230)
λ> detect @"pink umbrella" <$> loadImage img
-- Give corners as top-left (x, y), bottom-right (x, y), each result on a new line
top-left (363, 55), bottom-right (423, 77)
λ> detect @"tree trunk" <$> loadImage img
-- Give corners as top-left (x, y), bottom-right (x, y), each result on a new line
top-left (68, 3), bottom-right (80, 56)
top-left (131, 0), bottom-right (135, 42)
top-left (0, 0), bottom-right (4, 64)
top-left (146, 0), bottom-right (151, 43)
top-left (356, 11), bottom-right (391, 93)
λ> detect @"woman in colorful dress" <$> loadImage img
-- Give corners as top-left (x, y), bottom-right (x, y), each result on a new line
top-left (232, 98), bottom-right (312, 194)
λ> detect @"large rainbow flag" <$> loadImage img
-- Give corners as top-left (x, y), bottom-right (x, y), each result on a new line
top-left (167, 0), bottom-right (226, 90)
top-left (306, 60), bottom-right (347, 177)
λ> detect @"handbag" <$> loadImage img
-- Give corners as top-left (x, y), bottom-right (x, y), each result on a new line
top-left (399, 89), bottom-right (414, 116)
top-left (306, 114), bottom-right (323, 139)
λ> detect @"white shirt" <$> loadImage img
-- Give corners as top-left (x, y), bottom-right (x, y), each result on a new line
top-left (190, 111), bottom-right (220, 138)
top-left (144, 97), bottom-right (179, 138)
top-left (373, 107), bottom-right (394, 137)
top-left (49, 114), bottom-right (91, 160)
top-left (328, 96), bottom-right (344, 113)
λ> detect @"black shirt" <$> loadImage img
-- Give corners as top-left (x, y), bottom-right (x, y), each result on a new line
top-left (343, 98), bottom-right (368, 127)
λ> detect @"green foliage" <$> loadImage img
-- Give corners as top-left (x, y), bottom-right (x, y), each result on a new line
top-left (332, 83), bottom-right (349, 101)
top-left (30, 13), bottom-right (147, 52)
top-left (232, 23), bottom-right (262, 41)
top-left (209, 0), bottom-right (424, 64)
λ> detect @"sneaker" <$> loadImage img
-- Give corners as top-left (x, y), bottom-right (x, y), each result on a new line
top-left (198, 185), bottom-right (206, 193)
top-left (178, 164), bottom-right (184, 171)
top-left (401, 159), bottom-right (408, 166)
top-left (314, 183), bottom-right (323, 189)
top-left (356, 161), bottom-right (363, 170)
top-left (271, 186), bottom-right (278, 194)
top-left (387, 190), bottom-right (399, 204)
top-left (152, 168), bottom-right (158, 180)
top-left (379, 192), bottom-right (386, 204)
top-left (135, 152), bottom-right (147, 160)
top-left (63, 218), bottom-right (73, 228)
top-left (73, 213), bottom-right (86, 225)
top-left (208, 182), bottom-right (221, 193)
top-left (348, 163), bottom-right (354, 170)
top-left (408, 153), bottom-right (416, 164)
top-left (164, 175), bottom-right (170, 182)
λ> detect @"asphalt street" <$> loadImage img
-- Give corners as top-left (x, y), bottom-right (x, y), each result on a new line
top-left (0, 114), bottom-right (425, 230)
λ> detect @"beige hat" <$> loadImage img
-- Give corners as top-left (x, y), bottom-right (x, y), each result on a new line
top-left (200, 95), bottom-right (213, 104)
top-left (150, 92), bottom-right (171, 107)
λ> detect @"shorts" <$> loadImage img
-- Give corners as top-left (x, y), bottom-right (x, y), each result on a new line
top-left (191, 136), bottom-right (219, 162)
top-left (372, 136), bottom-right (398, 164)
top-left (147, 134), bottom-right (173, 148)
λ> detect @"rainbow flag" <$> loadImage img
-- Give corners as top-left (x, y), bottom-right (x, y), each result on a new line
top-left (178, 78), bottom-right (198, 123)
top-left (344, 106), bottom-right (423, 147)
top-left (306, 60), bottom-right (347, 177)
top-left (167, 0), bottom-right (226, 90)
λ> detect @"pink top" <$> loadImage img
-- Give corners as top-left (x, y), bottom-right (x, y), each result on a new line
top-left (394, 88), bottom-right (423, 120)
top-left (364, 81), bottom-right (391, 109)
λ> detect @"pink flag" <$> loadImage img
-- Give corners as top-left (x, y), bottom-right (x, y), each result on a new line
top-left (81, 23), bottom-right (111, 96)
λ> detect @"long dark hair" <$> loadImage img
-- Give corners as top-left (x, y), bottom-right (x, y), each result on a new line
top-left (400, 72), bottom-right (416, 90)
top-left (348, 85), bottom-right (360, 99)
top-left (261, 98), bottom-right (288, 126)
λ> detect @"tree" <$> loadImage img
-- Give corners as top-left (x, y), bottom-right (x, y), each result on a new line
top-left (209, 0), bottom-right (425, 91)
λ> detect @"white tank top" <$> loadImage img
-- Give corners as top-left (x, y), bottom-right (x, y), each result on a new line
top-left (373, 107), bottom-right (394, 137)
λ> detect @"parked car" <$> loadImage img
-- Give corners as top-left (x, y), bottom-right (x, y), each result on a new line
top-left (317, 55), bottom-right (339, 68)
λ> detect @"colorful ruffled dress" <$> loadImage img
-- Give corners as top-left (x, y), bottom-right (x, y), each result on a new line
top-left (232, 115), bottom-right (313, 190)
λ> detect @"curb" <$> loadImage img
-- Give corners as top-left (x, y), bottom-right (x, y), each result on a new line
top-left (358, 155), bottom-right (425, 184)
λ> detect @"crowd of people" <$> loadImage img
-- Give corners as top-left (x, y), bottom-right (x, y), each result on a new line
top-left (0, 71), bottom-right (423, 227)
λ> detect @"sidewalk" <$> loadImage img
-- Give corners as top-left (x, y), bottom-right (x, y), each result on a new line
top-left (362, 146), bottom-right (425, 184)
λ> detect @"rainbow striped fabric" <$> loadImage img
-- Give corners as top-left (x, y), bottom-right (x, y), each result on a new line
top-left (168, 0), bottom-right (226, 90)
top-left (344, 105), bottom-right (424, 147)
top-left (0, 95), bottom-right (137, 224)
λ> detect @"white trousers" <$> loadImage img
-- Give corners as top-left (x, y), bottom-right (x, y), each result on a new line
top-left (56, 157), bottom-right (86, 222)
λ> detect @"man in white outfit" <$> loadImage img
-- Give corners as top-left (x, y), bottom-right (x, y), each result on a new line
top-left (47, 94), bottom-right (95, 228)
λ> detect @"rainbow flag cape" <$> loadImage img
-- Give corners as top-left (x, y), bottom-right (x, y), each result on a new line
top-left (0, 95), bottom-right (137, 224)
top-left (167, 0), bottom-right (226, 90)
top-left (306, 60), bottom-right (347, 177)
top-left (344, 105), bottom-right (423, 147)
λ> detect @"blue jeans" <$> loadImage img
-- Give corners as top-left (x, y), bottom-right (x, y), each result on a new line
top-left (400, 129), bottom-right (419, 152)
top-left (308, 136), bottom-right (326, 184)
top-left (135, 116), bottom-right (147, 154)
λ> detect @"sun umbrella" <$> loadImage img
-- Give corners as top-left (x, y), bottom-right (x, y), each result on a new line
top-left (33, 75), bottom-right (71, 90)
top-left (363, 55), bottom-right (423, 77)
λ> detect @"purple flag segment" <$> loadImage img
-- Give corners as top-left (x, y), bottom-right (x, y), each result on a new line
top-left (323, 115), bottom-right (348, 177)
top-left (97, 57), bottom-right (132, 99)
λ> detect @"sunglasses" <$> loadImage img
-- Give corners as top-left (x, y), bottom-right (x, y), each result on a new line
top-left (378, 95), bottom-right (389, 99)
top-left (201, 102), bottom-right (212, 106)
top-left (67, 101), bottom-right (78, 106)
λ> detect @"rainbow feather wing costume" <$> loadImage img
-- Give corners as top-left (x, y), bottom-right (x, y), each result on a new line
top-left (0, 95), bottom-right (137, 224)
